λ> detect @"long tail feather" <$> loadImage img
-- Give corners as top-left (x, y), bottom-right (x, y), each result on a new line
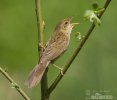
top-left (25, 61), bottom-right (49, 88)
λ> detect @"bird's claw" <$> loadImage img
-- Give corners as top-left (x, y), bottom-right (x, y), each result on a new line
top-left (60, 68), bottom-right (64, 75)
top-left (52, 64), bottom-right (64, 75)
top-left (39, 43), bottom-right (44, 48)
top-left (39, 43), bottom-right (45, 52)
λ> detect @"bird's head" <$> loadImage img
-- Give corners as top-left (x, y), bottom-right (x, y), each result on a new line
top-left (55, 17), bottom-right (79, 34)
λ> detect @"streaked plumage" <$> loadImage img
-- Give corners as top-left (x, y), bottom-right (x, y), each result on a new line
top-left (25, 18), bottom-right (79, 88)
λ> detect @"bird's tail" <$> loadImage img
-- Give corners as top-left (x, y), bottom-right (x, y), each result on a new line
top-left (25, 61), bottom-right (49, 88)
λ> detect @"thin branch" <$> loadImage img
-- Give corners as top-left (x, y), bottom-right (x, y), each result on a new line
top-left (41, 68), bottom-right (49, 100)
top-left (47, 0), bottom-right (111, 95)
top-left (0, 67), bottom-right (30, 100)
top-left (35, 0), bottom-right (48, 100)
top-left (35, 0), bottom-right (43, 55)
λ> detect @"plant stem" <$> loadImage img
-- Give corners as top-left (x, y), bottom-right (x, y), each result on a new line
top-left (41, 68), bottom-right (49, 100)
top-left (47, 0), bottom-right (111, 95)
top-left (0, 67), bottom-right (30, 100)
top-left (35, 0), bottom-right (48, 100)
top-left (35, 0), bottom-right (43, 55)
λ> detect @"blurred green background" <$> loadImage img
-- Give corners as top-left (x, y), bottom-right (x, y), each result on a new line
top-left (0, 0), bottom-right (116, 100)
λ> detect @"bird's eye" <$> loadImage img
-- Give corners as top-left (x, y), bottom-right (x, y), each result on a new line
top-left (64, 21), bottom-right (68, 25)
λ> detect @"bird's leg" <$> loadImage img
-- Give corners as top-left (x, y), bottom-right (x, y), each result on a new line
top-left (52, 63), bottom-right (64, 75)
top-left (39, 43), bottom-right (45, 49)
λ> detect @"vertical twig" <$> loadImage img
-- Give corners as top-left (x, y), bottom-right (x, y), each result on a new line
top-left (35, 0), bottom-right (43, 54)
top-left (35, 0), bottom-right (48, 100)
top-left (0, 67), bottom-right (30, 100)
top-left (47, 0), bottom-right (111, 96)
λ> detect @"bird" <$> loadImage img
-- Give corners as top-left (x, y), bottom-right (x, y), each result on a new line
top-left (25, 17), bottom-right (79, 88)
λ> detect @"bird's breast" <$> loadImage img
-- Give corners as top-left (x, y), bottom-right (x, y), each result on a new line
top-left (55, 32), bottom-right (70, 50)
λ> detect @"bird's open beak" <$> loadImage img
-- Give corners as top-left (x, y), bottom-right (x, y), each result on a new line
top-left (68, 17), bottom-right (80, 27)
top-left (71, 22), bottom-right (80, 27)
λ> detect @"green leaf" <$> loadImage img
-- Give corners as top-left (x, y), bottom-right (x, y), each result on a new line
top-left (92, 2), bottom-right (98, 10)
top-left (95, 8), bottom-right (105, 14)
top-left (84, 10), bottom-right (101, 25)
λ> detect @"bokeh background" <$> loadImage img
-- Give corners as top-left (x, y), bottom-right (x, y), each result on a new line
top-left (0, 0), bottom-right (116, 100)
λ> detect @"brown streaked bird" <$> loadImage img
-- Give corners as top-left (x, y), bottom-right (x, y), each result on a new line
top-left (25, 17), bottom-right (79, 88)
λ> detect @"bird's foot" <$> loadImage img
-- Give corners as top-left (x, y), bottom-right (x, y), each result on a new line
top-left (52, 64), bottom-right (64, 75)
top-left (39, 43), bottom-right (45, 50)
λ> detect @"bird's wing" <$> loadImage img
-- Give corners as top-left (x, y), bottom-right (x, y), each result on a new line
top-left (41, 33), bottom-right (67, 61)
